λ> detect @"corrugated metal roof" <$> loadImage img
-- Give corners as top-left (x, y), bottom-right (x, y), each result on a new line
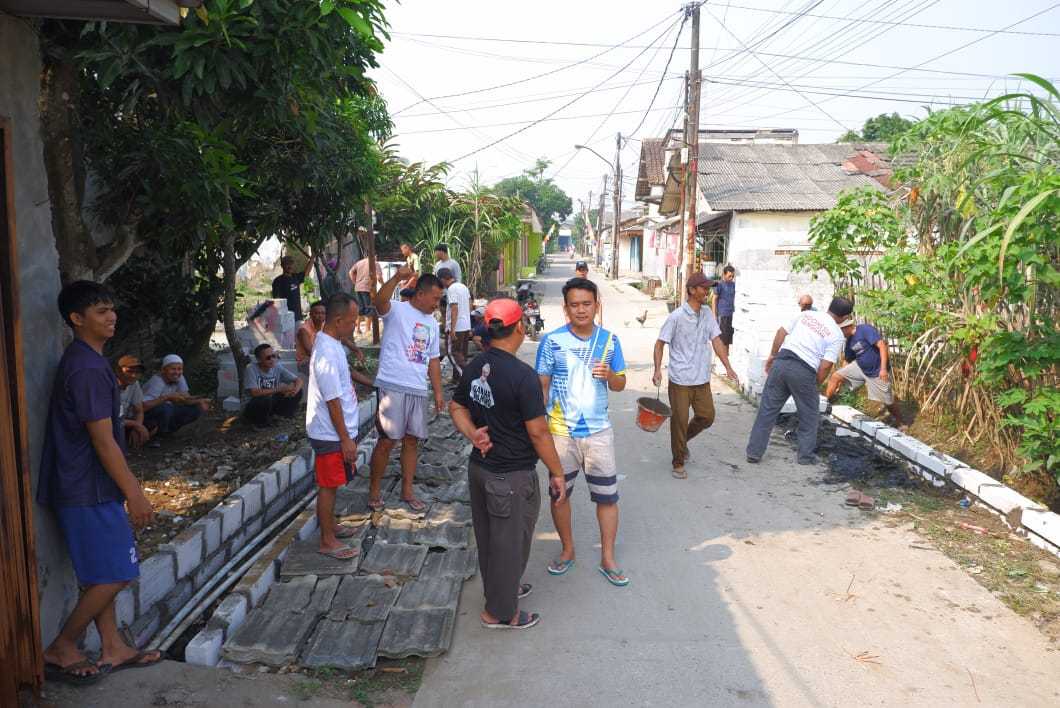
top-left (695, 143), bottom-right (891, 211)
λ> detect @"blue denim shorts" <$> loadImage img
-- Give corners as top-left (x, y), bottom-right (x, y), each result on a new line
top-left (56, 501), bottom-right (140, 585)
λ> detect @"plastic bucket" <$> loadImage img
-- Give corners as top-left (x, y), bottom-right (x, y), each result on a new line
top-left (636, 397), bottom-right (672, 433)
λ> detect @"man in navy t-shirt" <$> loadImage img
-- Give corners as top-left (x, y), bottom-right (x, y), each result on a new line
top-left (826, 321), bottom-right (905, 426)
top-left (712, 265), bottom-right (736, 357)
top-left (38, 281), bottom-right (161, 684)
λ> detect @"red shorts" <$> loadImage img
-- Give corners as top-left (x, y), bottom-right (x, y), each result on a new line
top-left (315, 451), bottom-right (354, 488)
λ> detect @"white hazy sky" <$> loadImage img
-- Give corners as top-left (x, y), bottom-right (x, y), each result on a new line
top-left (369, 0), bottom-right (1060, 215)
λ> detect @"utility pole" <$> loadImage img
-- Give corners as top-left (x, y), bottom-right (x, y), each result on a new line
top-left (596, 174), bottom-right (608, 268)
top-left (676, 70), bottom-right (689, 304)
top-left (610, 131), bottom-right (622, 280)
top-left (684, 2), bottom-right (702, 289)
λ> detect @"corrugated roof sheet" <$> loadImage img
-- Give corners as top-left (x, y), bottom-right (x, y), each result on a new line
top-left (635, 138), bottom-right (666, 201)
top-left (695, 143), bottom-right (891, 211)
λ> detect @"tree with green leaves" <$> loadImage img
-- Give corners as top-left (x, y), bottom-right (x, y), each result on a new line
top-left (836, 112), bottom-right (915, 143)
top-left (492, 159), bottom-right (573, 236)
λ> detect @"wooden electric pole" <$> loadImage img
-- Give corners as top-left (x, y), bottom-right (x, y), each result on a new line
top-left (685, 2), bottom-right (701, 290)
top-left (610, 131), bottom-right (622, 280)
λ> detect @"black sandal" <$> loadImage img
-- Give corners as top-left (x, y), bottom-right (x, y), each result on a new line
top-left (481, 610), bottom-right (540, 630)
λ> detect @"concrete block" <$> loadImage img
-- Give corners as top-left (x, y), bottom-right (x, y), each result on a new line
top-left (271, 457), bottom-right (293, 491)
top-left (977, 484), bottom-right (1043, 516)
top-left (208, 594), bottom-right (248, 636)
top-left (137, 552), bottom-right (177, 614)
top-left (192, 548), bottom-right (228, 591)
top-left (245, 514), bottom-right (264, 539)
top-left (129, 605), bottom-right (161, 648)
top-left (158, 526), bottom-right (204, 580)
top-left (1022, 510), bottom-right (1060, 548)
top-left (290, 455), bottom-right (308, 484)
top-left (874, 426), bottom-right (901, 447)
top-left (233, 481), bottom-right (264, 521)
top-left (780, 397), bottom-right (796, 414)
top-left (255, 469), bottom-right (280, 505)
top-left (818, 395), bottom-right (829, 413)
top-left (916, 449), bottom-right (956, 477)
top-left (855, 418), bottom-right (887, 437)
top-left (83, 624), bottom-right (101, 654)
top-left (297, 516), bottom-right (319, 541)
top-left (835, 427), bottom-right (859, 437)
top-left (949, 467), bottom-right (998, 496)
top-left (222, 396), bottom-right (242, 413)
top-left (162, 577), bottom-right (196, 619)
top-left (116, 587), bottom-right (136, 629)
top-left (241, 559), bottom-right (277, 607)
top-left (830, 405), bottom-right (864, 426)
top-left (889, 434), bottom-right (933, 463)
top-left (185, 628), bottom-right (224, 666)
top-left (211, 498), bottom-right (244, 542)
top-left (195, 514), bottom-right (222, 557)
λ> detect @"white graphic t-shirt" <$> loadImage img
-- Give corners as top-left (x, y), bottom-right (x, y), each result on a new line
top-left (306, 332), bottom-right (358, 441)
top-left (377, 301), bottom-right (440, 396)
top-left (781, 310), bottom-right (845, 371)
top-left (446, 282), bottom-right (472, 332)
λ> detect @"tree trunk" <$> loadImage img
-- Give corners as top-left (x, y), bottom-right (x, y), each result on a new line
top-left (364, 204), bottom-right (380, 345)
top-left (221, 229), bottom-right (249, 396)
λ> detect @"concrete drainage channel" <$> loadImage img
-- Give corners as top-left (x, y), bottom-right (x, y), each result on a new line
top-left (171, 410), bottom-right (478, 671)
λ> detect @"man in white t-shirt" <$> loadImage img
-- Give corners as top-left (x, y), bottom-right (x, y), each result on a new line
top-left (746, 297), bottom-right (853, 466)
top-left (438, 268), bottom-right (472, 383)
top-left (368, 267), bottom-right (445, 513)
top-left (306, 293), bottom-right (363, 560)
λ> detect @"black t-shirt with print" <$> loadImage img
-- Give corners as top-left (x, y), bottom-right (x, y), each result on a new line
top-left (453, 348), bottom-right (545, 472)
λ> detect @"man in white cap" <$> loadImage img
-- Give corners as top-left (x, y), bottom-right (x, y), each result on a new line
top-left (142, 354), bottom-right (210, 437)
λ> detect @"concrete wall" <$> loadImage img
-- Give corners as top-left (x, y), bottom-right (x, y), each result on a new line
top-left (1, 16), bottom-right (79, 646)
top-left (723, 211), bottom-right (834, 393)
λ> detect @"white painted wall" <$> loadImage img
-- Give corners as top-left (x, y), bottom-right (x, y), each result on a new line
top-left (720, 211), bottom-right (835, 393)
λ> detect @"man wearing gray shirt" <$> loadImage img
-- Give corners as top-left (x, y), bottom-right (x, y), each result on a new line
top-left (243, 344), bottom-right (303, 427)
top-left (652, 273), bottom-right (739, 479)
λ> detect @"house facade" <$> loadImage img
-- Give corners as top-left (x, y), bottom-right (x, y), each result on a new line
top-left (496, 202), bottom-right (544, 290)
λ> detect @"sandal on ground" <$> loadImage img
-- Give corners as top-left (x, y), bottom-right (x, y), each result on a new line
top-left (334, 525), bottom-right (359, 539)
top-left (517, 583), bottom-right (532, 599)
top-left (481, 610), bottom-right (540, 630)
top-left (598, 566), bottom-right (630, 587)
top-left (401, 497), bottom-right (428, 513)
top-left (672, 466), bottom-right (687, 479)
top-left (367, 498), bottom-right (385, 512)
top-left (547, 558), bottom-right (575, 576)
top-left (106, 649), bottom-right (163, 673)
top-left (45, 660), bottom-right (107, 686)
top-left (317, 544), bottom-right (359, 560)
top-left (858, 494), bottom-right (876, 511)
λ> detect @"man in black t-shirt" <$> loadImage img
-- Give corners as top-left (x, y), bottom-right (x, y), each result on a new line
top-left (271, 255), bottom-right (314, 321)
top-left (451, 298), bottom-right (567, 631)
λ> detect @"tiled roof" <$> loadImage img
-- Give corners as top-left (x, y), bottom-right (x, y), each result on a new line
top-left (695, 143), bottom-right (892, 212)
top-left (634, 138), bottom-right (666, 201)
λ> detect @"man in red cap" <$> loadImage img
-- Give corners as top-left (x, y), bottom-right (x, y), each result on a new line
top-left (450, 298), bottom-right (567, 630)
top-left (653, 272), bottom-right (739, 478)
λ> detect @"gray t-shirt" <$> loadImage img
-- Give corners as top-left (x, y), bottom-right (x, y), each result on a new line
top-left (244, 362), bottom-right (298, 393)
top-left (658, 303), bottom-right (723, 386)
top-left (119, 381), bottom-right (144, 420)
top-left (142, 374), bottom-right (190, 401)
top-left (433, 258), bottom-right (462, 282)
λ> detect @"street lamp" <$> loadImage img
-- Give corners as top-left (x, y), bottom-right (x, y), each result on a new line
top-left (574, 140), bottom-right (622, 279)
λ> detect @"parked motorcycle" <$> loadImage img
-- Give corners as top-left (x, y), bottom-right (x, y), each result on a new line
top-left (523, 298), bottom-right (544, 341)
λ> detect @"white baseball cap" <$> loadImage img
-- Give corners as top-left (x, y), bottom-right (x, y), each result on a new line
top-left (161, 354), bottom-right (184, 367)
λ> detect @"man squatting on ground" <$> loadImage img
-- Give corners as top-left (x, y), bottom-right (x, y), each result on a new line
top-left (243, 343), bottom-right (304, 427)
top-left (537, 277), bottom-right (630, 586)
top-left (653, 273), bottom-right (740, 479)
top-left (141, 354), bottom-right (210, 436)
top-left (746, 297), bottom-right (854, 465)
top-left (438, 267), bottom-right (472, 383)
top-left (115, 355), bottom-right (151, 448)
top-left (368, 266), bottom-right (446, 513)
top-left (450, 298), bottom-right (568, 630)
top-left (826, 319), bottom-right (905, 427)
top-left (39, 281), bottom-right (162, 685)
top-left (306, 293), bottom-right (365, 560)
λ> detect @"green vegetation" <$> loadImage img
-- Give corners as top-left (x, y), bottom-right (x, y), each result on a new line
top-left (837, 112), bottom-right (915, 143)
top-left (493, 158), bottom-right (574, 237)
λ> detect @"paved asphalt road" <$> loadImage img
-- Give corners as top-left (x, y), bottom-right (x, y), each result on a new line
top-left (415, 258), bottom-right (1060, 707)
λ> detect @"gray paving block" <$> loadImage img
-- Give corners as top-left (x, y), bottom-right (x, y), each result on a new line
top-left (395, 577), bottom-right (461, 611)
top-left (358, 543), bottom-right (427, 578)
top-left (329, 575), bottom-right (401, 623)
top-left (305, 575), bottom-right (341, 616)
top-left (334, 488), bottom-right (371, 516)
top-left (420, 548), bottom-right (478, 580)
top-left (415, 463), bottom-right (457, 484)
top-left (376, 518), bottom-right (467, 548)
top-left (377, 608), bottom-right (455, 659)
top-left (425, 503), bottom-right (473, 528)
top-left (301, 617), bottom-right (384, 670)
top-left (280, 540), bottom-right (362, 578)
top-left (222, 605), bottom-right (321, 667)
top-left (262, 575), bottom-right (316, 612)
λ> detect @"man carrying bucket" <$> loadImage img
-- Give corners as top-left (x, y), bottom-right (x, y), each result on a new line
top-left (653, 273), bottom-right (740, 479)
top-left (536, 277), bottom-right (629, 587)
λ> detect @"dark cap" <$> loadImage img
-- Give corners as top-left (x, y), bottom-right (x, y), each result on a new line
top-left (575, 260), bottom-right (588, 271)
top-left (685, 272), bottom-right (716, 290)
top-left (484, 298), bottom-right (523, 328)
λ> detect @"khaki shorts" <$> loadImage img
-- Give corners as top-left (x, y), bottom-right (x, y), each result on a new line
top-left (552, 428), bottom-right (618, 504)
top-left (376, 387), bottom-right (429, 440)
top-left (837, 361), bottom-right (894, 405)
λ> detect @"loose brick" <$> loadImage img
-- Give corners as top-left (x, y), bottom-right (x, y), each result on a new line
top-left (185, 628), bottom-right (224, 666)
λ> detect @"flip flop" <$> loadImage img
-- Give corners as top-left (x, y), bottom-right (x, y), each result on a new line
top-left (598, 566), bottom-right (630, 587)
top-left (858, 494), bottom-right (876, 511)
top-left (672, 467), bottom-right (687, 479)
top-left (517, 583), bottom-right (532, 599)
top-left (318, 544), bottom-right (359, 560)
top-left (845, 489), bottom-right (862, 507)
top-left (401, 497), bottom-right (428, 513)
top-left (547, 558), bottom-right (575, 576)
top-left (481, 610), bottom-right (540, 630)
top-left (44, 660), bottom-right (107, 686)
top-left (334, 525), bottom-right (359, 539)
top-left (367, 498), bottom-right (385, 512)
top-left (106, 649), bottom-right (163, 673)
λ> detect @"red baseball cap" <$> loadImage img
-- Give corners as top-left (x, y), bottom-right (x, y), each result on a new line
top-left (484, 298), bottom-right (523, 328)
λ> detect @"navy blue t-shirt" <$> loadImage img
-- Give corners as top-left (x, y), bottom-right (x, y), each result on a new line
top-left (37, 339), bottom-right (126, 508)
top-left (713, 280), bottom-right (736, 317)
top-left (845, 324), bottom-right (883, 378)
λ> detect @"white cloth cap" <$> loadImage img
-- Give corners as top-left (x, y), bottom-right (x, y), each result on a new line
top-left (162, 354), bottom-right (184, 367)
